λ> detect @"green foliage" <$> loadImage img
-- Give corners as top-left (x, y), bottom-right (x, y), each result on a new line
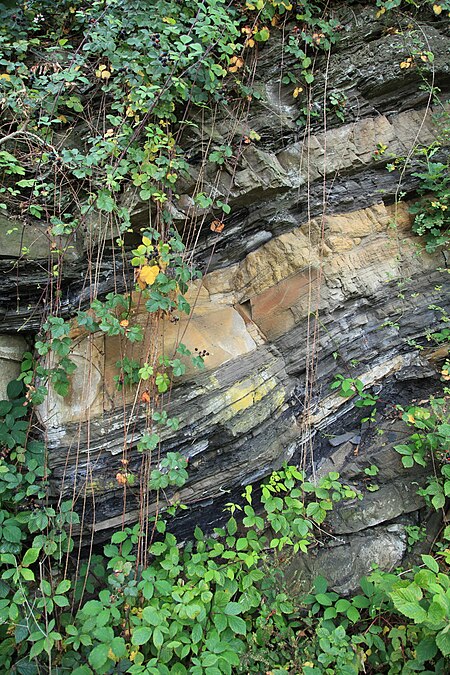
top-left (330, 374), bottom-right (379, 421)
top-left (1, 0), bottom-right (449, 672)
top-left (410, 160), bottom-right (450, 252)
top-left (0, 447), bottom-right (362, 673)
top-left (0, 379), bottom-right (79, 671)
top-left (394, 398), bottom-right (450, 517)
top-left (376, 0), bottom-right (450, 14)
top-left (1, 375), bottom-right (450, 673)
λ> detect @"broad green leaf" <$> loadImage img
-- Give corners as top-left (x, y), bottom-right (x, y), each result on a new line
top-left (390, 585), bottom-right (427, 622)
top-left (436, 625), bottom-right (450, 656)
top-left (143, 606), bottom-right (161, 626)
top-left (224, 602), bottom-right (242, 616)
top-left (56, 579), bottom-right (71, 594)
top-left (22, 547), bottom-right (40, 567)
top-left (131, 626), bottom-right (152, 646)
top-left (227, 615), bottom-right (246, 635)
top-left (88, 643), bottom-right (110, 669)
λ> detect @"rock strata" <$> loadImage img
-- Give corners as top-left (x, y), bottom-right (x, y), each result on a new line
top-left (0, 5), bottom-right (449, 584)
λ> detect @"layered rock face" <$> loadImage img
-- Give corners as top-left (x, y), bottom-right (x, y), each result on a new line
top-left (1, 5), bottom-right (450, 587)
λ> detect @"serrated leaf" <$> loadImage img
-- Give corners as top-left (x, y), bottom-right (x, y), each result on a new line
top-left (390, 584), bottom-right (427, 622)
top-left (88, 643), bottom-right (110, 669)
top-left (227, 614), bottom-right (246, 635)
top-left (224, 602), bottom-right (242, 616)
top-left (421, 554), bottom-right (439, 573)
top-left (131, 625), bottom-right (152, 646)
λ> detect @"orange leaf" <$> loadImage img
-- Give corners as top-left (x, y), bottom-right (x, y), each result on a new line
top-left (116, 472), bottom-right (127, 485)
top-left (138, 264), bottom-right (160, 288)
top-left (210, 220), bottom-right (225, 233)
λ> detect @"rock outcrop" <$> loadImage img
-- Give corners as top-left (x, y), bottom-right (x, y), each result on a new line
top-left (1, 4), bottom-right (449, 585)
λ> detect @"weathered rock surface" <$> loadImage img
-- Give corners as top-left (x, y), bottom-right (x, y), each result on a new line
top-left (1, 5), bottom-right (449, 586)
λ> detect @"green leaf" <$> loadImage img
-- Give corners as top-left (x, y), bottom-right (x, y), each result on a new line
top-left (436, 625), bottom-right (450, 656)
top-left (56, 579), bottom-right (71, 594)
top-left (0, 400), bottom-right (12, 416)
top-left (29, 639), bottom-right (45, 659)
top-left (335, 598), bottom-right (351, 613)
top-left (227, 517), bottom-right (237, 536)
top-left (54, 595), bottom-right (70, 607)
top-left (224, 602), bottom-right (242, 616)
top-left (7, 380), bottom-right (23, 399)
top-left (186, 604), bottom-right (202, 620)
top-left (390, 584), bottom-right (427, 622)
top-left (346, 606), bottom-right (360, 623)
top-left (72, 666), bottom-right (94, 675)
top-left (323, 606), bottom-right (337, 620)
top-left (96, 190), bottom-right (116, 213)
top-left (143, 606), bottom-right (161, 626)
top-left (4, 525), bottom-right (22, 543)
top-left (426, 600), bottom-right (446, 629)
top-left (314, 576), bottom-right (328, 594)
top-left (315, 593), bottom-right (333, 607)
top-left (132, 626), bottom-right (152, 646)
top-left (192, 623), bottom-right (203, 644)
top-left (88, 643), bottom-right (110, 669)
top-left (432, 492), bottom-right (445, 510)
top-left (20, 567), bottom-right (35, 581)
top-left (153, 626), bottom-right (164, 649)
top-left (421, 554), bottom-right (439, 573)
top-left (416, 636), bottom-right (438, 663)
top-left (214, 612), bottom-right (227, 633)
top-left (227, 615), bottom-right (246, 635)
top-left (22, 547), bottom-right (40, 567)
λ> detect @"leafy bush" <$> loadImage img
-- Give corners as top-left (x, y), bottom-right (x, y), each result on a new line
top-left (410, 161), bottom-right (450, 252)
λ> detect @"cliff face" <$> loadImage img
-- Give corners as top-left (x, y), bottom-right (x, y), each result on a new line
top-left (1, 4), bottom-right (449, 588)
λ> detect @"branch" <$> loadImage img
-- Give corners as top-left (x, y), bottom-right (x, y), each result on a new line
top-left (0, 129), bottom-right (57, 154)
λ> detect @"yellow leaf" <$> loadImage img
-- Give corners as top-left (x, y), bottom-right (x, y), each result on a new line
top-left (376, 7), bottom-right (386, 17)
top-left (107, 648), bottom-right (118, 662)
top-left (138, 264), bottom-right (160, 288)
top-left (249, 129), bottom-right (261, 141)
top-left (101, 70), bottom-right (111, 80)
top-left (57, 114), bottom-right (68, 123)
top-left (433, 4), bottom-right (442, 14)
top-left (142, 236), bottom-right (152, 247)
top-left (0, 73), bottom-right (11, 81)
top-left (293, 86), bottom-right (303, 98)
top-left (158, 257), bottom-right (168, 271)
